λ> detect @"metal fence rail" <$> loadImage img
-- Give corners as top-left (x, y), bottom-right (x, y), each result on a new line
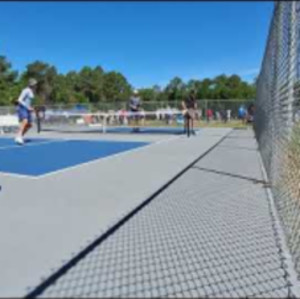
top-left (255, 1), bottom-right (300, 278)
top-left (16, 99), bottom-right (252, 114)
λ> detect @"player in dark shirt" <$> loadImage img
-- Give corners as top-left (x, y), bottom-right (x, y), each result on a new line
top-left (182, 90), bottom-right (197, 136)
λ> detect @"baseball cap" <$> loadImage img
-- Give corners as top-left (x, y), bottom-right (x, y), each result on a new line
top-left (28, 78), bottom-right (38, 87)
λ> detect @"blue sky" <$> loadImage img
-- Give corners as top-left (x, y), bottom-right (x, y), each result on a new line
top-left (0, 1), bottom-right (273, 88)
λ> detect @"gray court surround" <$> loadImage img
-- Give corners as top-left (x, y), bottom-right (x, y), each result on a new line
top-left (1, 128), bottom-right (299, 298)
top-left (0, 128), bottom-right (231, 297)
top-left (30, 129), bottom-right (300, 298)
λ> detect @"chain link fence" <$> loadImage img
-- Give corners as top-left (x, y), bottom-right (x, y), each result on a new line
top-left (255, 1), bottom-right (300, 278)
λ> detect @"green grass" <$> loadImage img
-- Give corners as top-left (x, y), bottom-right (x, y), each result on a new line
top-left (196, 120), bottom-right (248, 128)
top-left (141, 119), bottom-right (248, 129)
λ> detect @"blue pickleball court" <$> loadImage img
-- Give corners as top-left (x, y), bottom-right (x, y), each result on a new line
top-left (0, 137), bottom-right (149, 177)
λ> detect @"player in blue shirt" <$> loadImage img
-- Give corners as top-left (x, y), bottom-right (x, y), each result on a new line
top-left (238, 105), bottom-right (246, 123)
top-left (15, 78), bottom-right (38, 145)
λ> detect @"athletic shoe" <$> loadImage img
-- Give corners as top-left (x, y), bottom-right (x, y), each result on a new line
top-left (15, 136), bottom-right (24, 145)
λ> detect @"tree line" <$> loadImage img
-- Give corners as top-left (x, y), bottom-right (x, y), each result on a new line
top-left (0, 55), bottom-right (256, 106)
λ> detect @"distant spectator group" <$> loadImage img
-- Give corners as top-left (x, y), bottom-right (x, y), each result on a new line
top-left (238, 104), bottom-right (255, 124)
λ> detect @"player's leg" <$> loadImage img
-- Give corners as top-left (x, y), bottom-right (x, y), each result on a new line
top-left (187, 109), bottom-right (195, 135)
top-left (186, 113), bottom-right (190, 137)
top-left (190, 117), bottom-right (194, 135)
top-left (131, 110), bottom-right (138, 132)
top-left (133, 115), bottom-right (137, 132)
top-left (15, 119), bottom-right (28, 144)
top-left (130, 110), bottom-right (135, 128)
top-left (16, 107), bottom-right (32, 144)
top-left (133, 113), bottom-right (137, 131)
top-left (191, 110), bottom-right (196, 135)
top-left (15, 106), bottom-right (27, 144)
top-left (22, 109), bottom-right (32, 137)
top-left (22, 122), bottom-right (32, 136)
top-left (129, 112), bottom-right (132, 126)
top-left (136, 112), bottom-right (139, 130)
top-left (134, 110), bottom-right (141, 132)
top-left (189, 109), bottom-right (193, 134)
top-left (129, 110), bottom-right (135, 132)
top-left (136, 114), bottom-right (141, 131)
top-left (183, 113), bottom-right (187, 134)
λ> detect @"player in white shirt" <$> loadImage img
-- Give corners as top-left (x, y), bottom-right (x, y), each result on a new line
top-left (15, 78), bottom-right (38, 145)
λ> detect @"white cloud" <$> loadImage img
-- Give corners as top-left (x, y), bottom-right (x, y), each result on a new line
top-left (238, 68), bottom-right (260, 76)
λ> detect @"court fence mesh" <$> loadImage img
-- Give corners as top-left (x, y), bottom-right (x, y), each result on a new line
top-left (255, 1), bottom-right (300, 279)
top-left (30, 99), bottom-right (253, 117)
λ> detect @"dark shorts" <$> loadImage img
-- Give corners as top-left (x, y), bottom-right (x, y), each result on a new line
top-left (130, 109), bottom-right (141, 119)
top-left (17, 105), bottom-right (32, 123)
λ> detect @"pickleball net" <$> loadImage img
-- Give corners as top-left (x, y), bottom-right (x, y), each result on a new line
top-left (36, 108), bottom-right (189, 135)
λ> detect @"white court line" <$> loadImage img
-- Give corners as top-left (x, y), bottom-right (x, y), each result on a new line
top-left (0, 171), bottom-right (38, 180)
top-left (0, 138), bottom-right (67, 150)
top-left (0, 135), bottom-right (183, 180)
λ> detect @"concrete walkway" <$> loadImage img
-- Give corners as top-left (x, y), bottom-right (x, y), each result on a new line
top-left (33, 129), bottom-right (300, 298)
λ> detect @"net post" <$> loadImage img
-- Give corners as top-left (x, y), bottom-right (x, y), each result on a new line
top-left (35, 106), bottom-right (41, 134)
top-left (102, 113), bottom-right (107, 134)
